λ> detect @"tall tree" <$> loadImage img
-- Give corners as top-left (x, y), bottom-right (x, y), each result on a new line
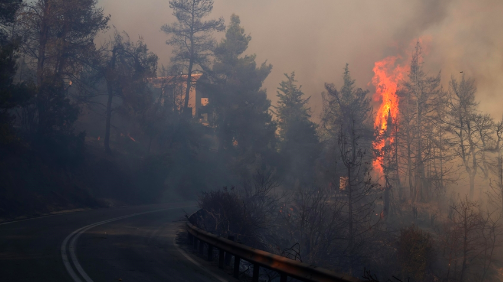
top-left (16, 0), bottom-right (109, 136)
top-left (488, 117), bottom-right (503, 214)
top-left (102, 31), bottom-right (158, 154)
top-left (202, 14), bottom-right (275, 177)
top-left (161, 0), bottom-right (224, 115)
top-left (400, 43), bottom-right (443, 202)
top-left (274, 72), bottom-right (319, 187)
top-left (322, 65), bottom-right (377, 272)
top-left (445, 75), bottom-right (485, 198)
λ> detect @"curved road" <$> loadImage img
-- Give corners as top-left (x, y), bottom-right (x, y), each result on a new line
top-left (0, 202), bottom-right (223, 282)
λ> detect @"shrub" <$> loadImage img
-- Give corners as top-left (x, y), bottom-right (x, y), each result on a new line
top-left (397, 225), bottom-right (434, 281)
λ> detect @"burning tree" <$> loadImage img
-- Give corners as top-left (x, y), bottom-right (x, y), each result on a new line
top-left (372, 42), bottom-right (447, 203)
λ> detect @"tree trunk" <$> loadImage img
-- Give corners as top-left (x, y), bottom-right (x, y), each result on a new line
top-left (36, 1), bottom-right (50, 88)
top-left (104, 80), bottom-right (113, 154)
top-left (440, 131), bottom-right (444, 190)
top-left (460, 211), bottom-right (468, 282)
top-left (35, 1), bottom-right (51, 135)
top-left (469, 173), bottom-right (475, 199)
top-left (384, 179), bottom-right (390, 218)
top-left (184, 63), bottom-right (193, 116)
top-left (408, 140), bottom-right (414, 201)
top-left (347, 120), bottom-right (356, 273)
top-left (499, 155), bottom-right (503, 215)
top-left (183, 2), bottom-right (196, 115)
top-left (104, 49), bottom-right (116, 154)
top-left (415, 98), bottom-right (424, 202)
top-left (395, 123), bottom-right (401, 199)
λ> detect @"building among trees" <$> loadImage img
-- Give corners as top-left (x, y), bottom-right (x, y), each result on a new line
top-left (149, 73), bottom-right (210, 123)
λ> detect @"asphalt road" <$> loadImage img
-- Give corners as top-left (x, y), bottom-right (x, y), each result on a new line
top-left (0, 202), bottom-right (223, 282)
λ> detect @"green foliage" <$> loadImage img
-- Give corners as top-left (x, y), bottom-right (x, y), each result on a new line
top-left (321, 64), bottom-right (372, 141)
top-left (398, 225), bottom-right (434, 281)
top-left (16, 0), bottom-right (109, 135)
top-left (106, 31), bottom-right (159, 122)
top-left (162, 0), bottom-right (224, 68)
top-left (205, 14), bottom-right (276, 166)
top-left (274, 72), bottom-right (319, 186)
top-left (213, 14), bottom-right (250, 65)
top-left (319, 64), bottom-right (374, 188)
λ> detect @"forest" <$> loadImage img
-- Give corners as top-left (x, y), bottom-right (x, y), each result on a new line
top-left (1, 0), bottom-right (503, 281)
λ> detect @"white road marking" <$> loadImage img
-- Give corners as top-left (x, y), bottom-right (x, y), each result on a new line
top-left (61, 209), bottom-right (172, 282)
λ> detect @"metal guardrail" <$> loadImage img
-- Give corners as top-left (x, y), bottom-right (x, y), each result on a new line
top-left (186, 222), bottom-right (363, 282)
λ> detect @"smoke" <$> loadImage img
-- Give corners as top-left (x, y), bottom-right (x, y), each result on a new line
top-left (98, 0), bottom-right (503, 119)
top-left (424, 0), bottom-right (503, 118)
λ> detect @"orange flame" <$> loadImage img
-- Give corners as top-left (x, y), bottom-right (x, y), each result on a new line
top-left (372, 56), bottom-right (408, 173)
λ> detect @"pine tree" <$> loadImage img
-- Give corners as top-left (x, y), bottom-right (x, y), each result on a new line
top-left (202, 14), bottom-right (276, 175)
top-left (321, 65), bottom-right (377, 272)
top-left (161, 0), bottom-right (224, 115)
top-left (274, 72), bottom-right (319, 187)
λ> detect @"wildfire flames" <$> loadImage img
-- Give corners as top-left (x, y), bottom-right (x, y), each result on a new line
top-left (371, 56), bottom-right (408, 173)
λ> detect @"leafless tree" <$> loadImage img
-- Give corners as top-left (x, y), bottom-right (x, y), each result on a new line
top-left (440, 197), bottom-right (502, 281)
top-left (487, 117), bottom-right (503, 215)
top-left (399, 43), bottom-right (443, 202)
top-left (445, 75), bottom-right (490, 198)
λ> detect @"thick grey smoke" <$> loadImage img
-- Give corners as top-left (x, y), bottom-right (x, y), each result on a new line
top-left (98, 0), bottom-right (503, 119)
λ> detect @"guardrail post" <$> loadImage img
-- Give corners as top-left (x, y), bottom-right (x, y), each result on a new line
top-left (252, 264), bottom-right (259, 282)
top-left (233, 256), bottom-right (241, 279)
top-left (280, 272), bottom-right (287, 282)
top-left (207, 244), bottom-right (213, 261)
top-left (218, 249), bottom-right (224, 269)
top-left (225, 235), bottom-right (234, 265)
top-left (186, 222), bottom-right (362, 282)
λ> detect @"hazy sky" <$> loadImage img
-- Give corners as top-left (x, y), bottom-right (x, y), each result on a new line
top-left (98, 0), bottom-right (503, 119)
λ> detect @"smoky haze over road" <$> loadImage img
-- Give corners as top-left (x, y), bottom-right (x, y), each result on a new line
top-left (99, 0), bottom-right (503, 119)
top-left (0, 203), bottom-right (223, 282)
